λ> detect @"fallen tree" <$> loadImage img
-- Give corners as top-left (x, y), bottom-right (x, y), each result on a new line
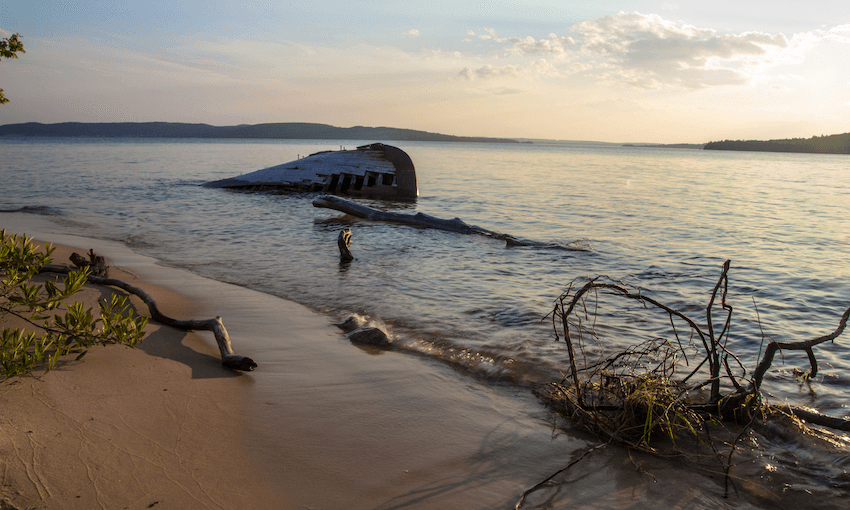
top-left (312, 195), bottom-right (591, 251)
top-left (531, 260), bottom-right (850, 498)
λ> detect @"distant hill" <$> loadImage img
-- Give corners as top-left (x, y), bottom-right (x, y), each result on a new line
top-left (0, 122), bottom-right (520, 144)
top-left (704, 132), bottom-right (850, 154)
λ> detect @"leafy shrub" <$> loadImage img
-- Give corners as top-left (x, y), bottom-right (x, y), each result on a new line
top-left (0, 230), bottom-right (148, 379)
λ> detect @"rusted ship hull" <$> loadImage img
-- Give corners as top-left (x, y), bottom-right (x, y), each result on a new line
top-left (203, 143), bottom-right (418, 199)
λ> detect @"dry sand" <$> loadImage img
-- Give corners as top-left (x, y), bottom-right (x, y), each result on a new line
top-left (2, 213), bottom-right (801, 510)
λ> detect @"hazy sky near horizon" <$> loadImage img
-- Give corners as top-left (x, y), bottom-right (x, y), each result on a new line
top-left (1, 1), bottom-right (849, 142)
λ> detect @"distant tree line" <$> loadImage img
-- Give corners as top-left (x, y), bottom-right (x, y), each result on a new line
top-left (704, 132), bottom-right (850, 154)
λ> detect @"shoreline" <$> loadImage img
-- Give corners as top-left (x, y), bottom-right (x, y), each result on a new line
top-left (0, 214), bottom-right (598, 509)
top-left (3, 212), bottom-right (833, 510)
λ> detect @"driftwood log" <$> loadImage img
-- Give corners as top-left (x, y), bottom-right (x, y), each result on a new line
top-left (313, 195), bottom-right (590, 251)
top-left (41, 262), bottom-right (257, 371)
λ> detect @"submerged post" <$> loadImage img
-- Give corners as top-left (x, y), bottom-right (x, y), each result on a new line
top-left (338, 228), bottom-right (354, 261)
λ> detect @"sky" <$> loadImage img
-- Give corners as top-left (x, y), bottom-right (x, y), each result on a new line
top-left (1, 1), bottom-right (849, 143)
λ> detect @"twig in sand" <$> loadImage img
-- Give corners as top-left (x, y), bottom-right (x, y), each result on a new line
top-left (515, 443), bottom-right (607, 509)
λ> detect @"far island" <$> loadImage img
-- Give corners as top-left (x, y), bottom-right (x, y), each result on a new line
top-left (704, 132), bottom-right (850, 154)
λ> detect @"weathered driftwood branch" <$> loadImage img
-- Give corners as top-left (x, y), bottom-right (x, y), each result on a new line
top-left (751, 304), bottom-right (850, 391)
top-left (41, 264), bottom-right (257, 371)
top-left (337, 228), bottom-right (354, 261)
top-left (312, 195), bottom-right (591, 251)
top-left (788, 406), bottom-right (850, 431)
top-left (705, 260), bottom-right (732, 401)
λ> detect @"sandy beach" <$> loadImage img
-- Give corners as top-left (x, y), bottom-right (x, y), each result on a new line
top-left (0, 234), bottom-right (288, 509)
top-left (2, 212), bottom-right (827, 510)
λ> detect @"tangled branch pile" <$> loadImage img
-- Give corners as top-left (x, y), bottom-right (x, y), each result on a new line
top-left (533, 260), bottom-right (850, 491)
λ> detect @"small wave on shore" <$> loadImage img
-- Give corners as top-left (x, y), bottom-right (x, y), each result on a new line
top-left (0, 205), bottom-right (63, 216)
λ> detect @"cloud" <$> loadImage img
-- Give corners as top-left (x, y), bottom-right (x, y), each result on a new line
top-left (459, 64), bottom-right (518, 80)
top-left (574, 13), bottom-right (785, 60)
top-left (492, 87), bottom-right (522, 95)
top-left (503, 34), bottom-right (577, 57)
top-left (828, 24), bottom-right (850, 43)
top-left (478, 28), bottom-right (497, 40)
top-left (570, 12), bottom-right (794, 88)
top-left (402, 29), bottom-right (420, 38)
top-left (470, 12), bottom-right (817, 89)
top-left (469, 28), bottom-right (576, 56)
top-left (458, 59), bottom-right (559, 81)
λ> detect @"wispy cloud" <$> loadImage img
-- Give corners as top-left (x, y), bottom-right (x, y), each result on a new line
top-left (402, 29), bottom-right (420, 37)
top-left (502, 34), bottom-right (577, 57)
top-left (459, 59), bottom-right (559, 81)
top-left (459, 64), bottom-right (517, 80)
top-left (827, 23), bottom-right (850, 42)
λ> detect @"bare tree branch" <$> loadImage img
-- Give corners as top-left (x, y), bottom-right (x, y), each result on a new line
top-left (41, 264), bottom-right (257, 371)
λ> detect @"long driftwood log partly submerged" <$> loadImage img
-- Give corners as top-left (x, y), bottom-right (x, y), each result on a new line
top-left (312, 195), bottom-right (591, 251)
top-left (40, 255), bottom-right (257, 371)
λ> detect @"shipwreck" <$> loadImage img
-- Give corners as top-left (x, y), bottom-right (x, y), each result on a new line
top-left (203, 143), bottom-right (418, 199)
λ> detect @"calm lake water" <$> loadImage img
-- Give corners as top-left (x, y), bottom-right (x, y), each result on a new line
top-left (2, 137), bottom-right (849, 415)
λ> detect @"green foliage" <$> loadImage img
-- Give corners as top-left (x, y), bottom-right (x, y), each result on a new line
top-left (0, 32), bottom-right (25, 104)
top-left (0, 230), bottom-right (148, 379)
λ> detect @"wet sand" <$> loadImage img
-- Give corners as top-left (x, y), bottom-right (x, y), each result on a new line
top-left (1, 213), bottom-right (826, 510)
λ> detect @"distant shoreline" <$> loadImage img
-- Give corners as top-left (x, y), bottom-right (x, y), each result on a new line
top-left (0, 121), bottom-right (521, 144)
top-left (704, 132), bottom-right (850, 154)
top-left (3, 122), bottom-right (849, 155)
